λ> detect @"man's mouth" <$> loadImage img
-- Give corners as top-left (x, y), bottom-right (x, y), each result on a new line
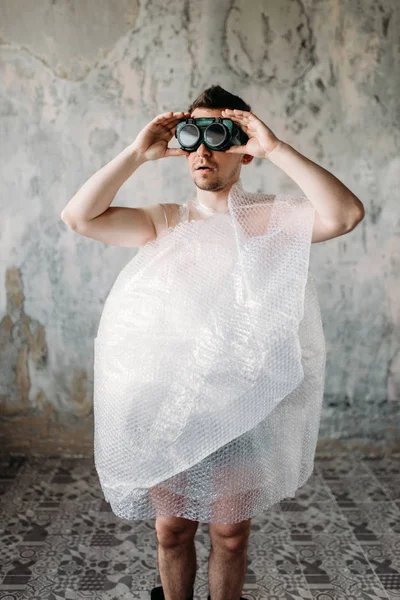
top-left (196, 166), bottom-right (214, 172)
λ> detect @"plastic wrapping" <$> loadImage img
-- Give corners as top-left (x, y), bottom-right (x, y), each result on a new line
top-left (93, 178), bottom-right (326, 523)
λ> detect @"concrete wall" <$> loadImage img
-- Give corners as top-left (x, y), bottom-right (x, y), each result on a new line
top-left (1, 0), bottom-right (399, 456)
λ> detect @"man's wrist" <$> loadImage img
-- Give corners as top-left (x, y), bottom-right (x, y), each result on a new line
top-left (265, 140), bottom-right (290, 162)
top-left (125, 143), bottom-right (147, 166)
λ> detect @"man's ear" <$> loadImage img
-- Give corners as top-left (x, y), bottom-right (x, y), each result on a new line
top-left (241, 154), bottom-right (254, 165)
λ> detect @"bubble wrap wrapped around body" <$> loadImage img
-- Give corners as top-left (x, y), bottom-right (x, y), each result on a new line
top-left (94, 179), bottom-right (326, 523)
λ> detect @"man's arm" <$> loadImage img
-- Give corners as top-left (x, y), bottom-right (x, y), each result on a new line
top-left (268, 141), bottom-right (365, 243)
top-left (61, 144), bottom-right (146, 227)
top-left (219, 108), bottom-right (365, 243)
top-left (60, 144), bottom-right (159, 247)
top-left (60, 111), bottom-right (190, 247)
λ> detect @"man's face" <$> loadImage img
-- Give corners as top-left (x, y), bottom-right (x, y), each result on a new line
top-left (186, 107), bottom-right (253, 191)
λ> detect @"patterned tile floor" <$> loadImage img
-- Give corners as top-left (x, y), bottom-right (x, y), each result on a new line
top-left (0, 453), bottom-right (399, 599)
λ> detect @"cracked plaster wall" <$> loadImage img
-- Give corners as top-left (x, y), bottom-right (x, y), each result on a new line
top-left (0, 0), bottom-right (399, 456)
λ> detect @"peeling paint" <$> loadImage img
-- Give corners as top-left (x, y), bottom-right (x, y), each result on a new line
top-left (0, 266), bottom-right (92, 450)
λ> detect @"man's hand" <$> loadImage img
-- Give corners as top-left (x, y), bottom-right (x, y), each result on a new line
top-left (131, 111), bottom-right (191, 162)
top-left (221, 109), bottom-right (282, 160)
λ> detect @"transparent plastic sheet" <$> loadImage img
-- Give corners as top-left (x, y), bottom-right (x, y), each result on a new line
top-left (93, 179), bottom-right (326, 523)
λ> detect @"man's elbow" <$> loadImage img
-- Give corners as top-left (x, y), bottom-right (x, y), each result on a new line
top-left (61, 210), bottom-right (78, 230)
top-left (346, 198), bottom-right (365, 231)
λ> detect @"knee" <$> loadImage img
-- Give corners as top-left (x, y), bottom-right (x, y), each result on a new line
top-left (155, 517), bottom-right (198, 549)
top-left (213, 534), bottom-right (249, 553)
top-left (209, 521), bottom-right (251, 553)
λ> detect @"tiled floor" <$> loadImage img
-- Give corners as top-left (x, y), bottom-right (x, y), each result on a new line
top-left (0, 454), bottom-right (399, 599)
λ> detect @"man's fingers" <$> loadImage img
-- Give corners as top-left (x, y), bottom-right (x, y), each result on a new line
top-left (168, 120), bottom-right (184, 134)
top-left (164, 147), bottom-right (189, 158)
top-left (224, 146), bottom-right (247, 154)
top-left (155, 111), bottom-right (182, 119)
top-left (151, 112), bottom-right (190, 133)
top-left (154, 111), bottom-right (190, 124)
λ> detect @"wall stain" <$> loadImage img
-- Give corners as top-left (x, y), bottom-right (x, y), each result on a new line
top-left (0, 267), bottom-right (92, 453)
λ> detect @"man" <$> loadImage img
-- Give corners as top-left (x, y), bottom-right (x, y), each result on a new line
top-left (61, 85), bottom-right (364, 600)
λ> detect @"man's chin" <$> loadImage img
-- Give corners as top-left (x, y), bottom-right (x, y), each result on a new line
top-left (192, 176), bottom-right (222, 191)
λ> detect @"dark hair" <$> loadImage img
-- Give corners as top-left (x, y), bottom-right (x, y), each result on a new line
top-left (187, 84), bottom-right (251, 144)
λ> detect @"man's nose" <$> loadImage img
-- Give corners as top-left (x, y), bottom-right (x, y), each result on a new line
top-left (196, 143), bottom-right (211, 156)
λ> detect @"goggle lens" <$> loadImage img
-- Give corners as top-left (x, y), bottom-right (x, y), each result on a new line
top-left (204, 123), bottom-right (227, 147)
top-left (179, 124), bottom-right (200, 148)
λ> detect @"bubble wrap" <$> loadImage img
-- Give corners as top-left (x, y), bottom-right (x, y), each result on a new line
top-left (93, 179), bottom-right (326, 523)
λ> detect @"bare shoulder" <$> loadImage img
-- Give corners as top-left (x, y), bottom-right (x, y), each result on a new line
top-left (143, 202), bottom-right (181, 237)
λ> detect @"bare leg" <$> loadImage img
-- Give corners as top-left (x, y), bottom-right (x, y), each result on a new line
top-left (156, 516), bottom-right (199, 600)
top-left (208, 518), bottom-right (251, 600)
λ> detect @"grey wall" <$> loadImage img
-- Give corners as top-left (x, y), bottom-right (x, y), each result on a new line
top-left (1, 0), bottom-right (399, 456)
